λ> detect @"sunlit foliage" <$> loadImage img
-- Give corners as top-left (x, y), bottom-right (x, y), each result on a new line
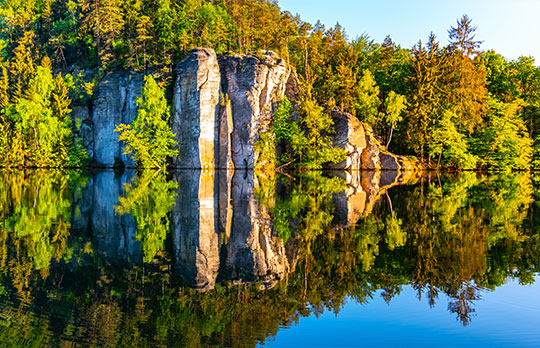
top-left (115, 75), bottom-right (177, 169)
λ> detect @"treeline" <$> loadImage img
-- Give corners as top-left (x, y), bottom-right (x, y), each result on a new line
top-left (0, 0), bottom-right (539, 169)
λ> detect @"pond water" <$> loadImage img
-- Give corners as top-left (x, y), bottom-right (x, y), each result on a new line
top-left (0, 169), bottom-right (539, 347)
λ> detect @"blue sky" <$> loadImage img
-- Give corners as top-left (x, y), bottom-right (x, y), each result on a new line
top-left (277, 0), bottom-right (540, 63)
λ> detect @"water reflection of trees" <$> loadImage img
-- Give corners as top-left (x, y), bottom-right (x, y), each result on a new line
top-left (115, 170), bottom-right (177, 263)
top-left (0, 170), bottom-right (539, 346)
top-left (368, 172), bottom-right (537, 325)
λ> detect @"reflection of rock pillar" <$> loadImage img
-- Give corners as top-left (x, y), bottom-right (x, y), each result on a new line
top-left (218, 93), bottom-right (234, 242)
top-left (172, 170), bottom-right (220, 291)
top-left (224, 171), bottom-right (288, 288)
top-left (332, 170), bottom-right (405, 228)
top-left (219, 169), bottom-right (233, 244)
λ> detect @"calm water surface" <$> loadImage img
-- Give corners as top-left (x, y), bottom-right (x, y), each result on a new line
top-left (0, 169), bottom-right (539, 347)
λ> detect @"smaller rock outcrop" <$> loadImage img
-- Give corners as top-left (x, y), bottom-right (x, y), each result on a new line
top-left (328, 110), bottom-right (413, 171)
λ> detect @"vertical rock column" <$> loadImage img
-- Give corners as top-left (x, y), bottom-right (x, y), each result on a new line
top-left (219, 52), bottom-right (290, 169)
top-left (171, 48), bottom-right (221, 169)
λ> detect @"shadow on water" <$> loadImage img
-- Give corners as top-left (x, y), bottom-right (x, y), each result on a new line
top-left (0, 168), bottom-right (539, 346)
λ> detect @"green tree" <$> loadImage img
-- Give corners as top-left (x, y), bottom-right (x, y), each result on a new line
top-left (383, 91), bottom-right (406, 148)
top-left (473, 98), bottom-right (533, 170)
top-left (429, 111), bottom-right (477, 169)
top-left (115, 75), bottom-right (177, 169)
top-left (298, 98), bottom-right (346, 169)
top-left (2, 57), bottom-right (76, 167)
top-left (355, 69), bottom-right (381, 125)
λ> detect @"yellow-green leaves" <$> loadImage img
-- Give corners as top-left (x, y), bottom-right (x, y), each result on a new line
top-left (115, 75), bottom-right (178, 169)
top-left (1, 59), bottom-right (78, 167)
top-left (115, 170), bottom-right (177, 263)
top-left (356, 69), bottom-right (381, 125)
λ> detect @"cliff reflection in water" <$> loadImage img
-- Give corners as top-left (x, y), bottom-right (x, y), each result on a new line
top-left (0, 169), bottom-right (539, 346)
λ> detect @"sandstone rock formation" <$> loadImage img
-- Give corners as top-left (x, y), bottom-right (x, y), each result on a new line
top-left (92, 72), bottom-right (145, 168)
top-left (172, 49), bottom-right (221, 169)
top-left (329, 110), bottom-right (415, 171)
top-left (71, 48), bottom-right (413, 171)
top-left (219, 52), bottom-right (290, 169)
top-left (170, 48), bottom-right (290, 169)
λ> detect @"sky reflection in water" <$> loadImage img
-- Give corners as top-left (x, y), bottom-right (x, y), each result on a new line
top-left (265, 277), bottom-right (540, 348)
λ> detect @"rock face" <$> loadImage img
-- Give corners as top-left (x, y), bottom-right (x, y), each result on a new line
top-left (92, 72), bottom-right (144, 168)
top-left (219, 52), bottom-right (290, 169)
top-left (329, 110), bottom-right (413, 171)
top-left (170, 48), bottom-right (290, 169)
top-left (70, 72), bottom-right (144, 168)
top-left (172, 49), bottom-right (221, 169)
top-left (72, 49), bottom-right (412, 170)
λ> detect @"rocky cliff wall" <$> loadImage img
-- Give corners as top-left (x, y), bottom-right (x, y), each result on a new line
top-left (171, 49), bottom-right (290, 169)
top-left (72, 48), bottom-right (412, 170)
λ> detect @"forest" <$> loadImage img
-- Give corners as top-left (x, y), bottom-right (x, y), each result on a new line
top-left (0, 0), bottom-right (539, 169)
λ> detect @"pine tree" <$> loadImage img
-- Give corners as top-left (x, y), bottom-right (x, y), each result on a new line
top-left (9, 31), bottom-right (37, 101)
top-left (0, 65), bottom-right (9, 109)
top-left (446, 15), bottom-right (488, 131)
top-left (80, 0), bottom-right (125, 68)
top-left (135, 15), bottom-right (153, 70)
top-left (406, 33), bottom-right (446, 162)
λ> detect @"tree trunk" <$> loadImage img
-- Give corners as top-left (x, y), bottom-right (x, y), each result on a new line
top-left (386, 121), bottom-right (395, 149)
